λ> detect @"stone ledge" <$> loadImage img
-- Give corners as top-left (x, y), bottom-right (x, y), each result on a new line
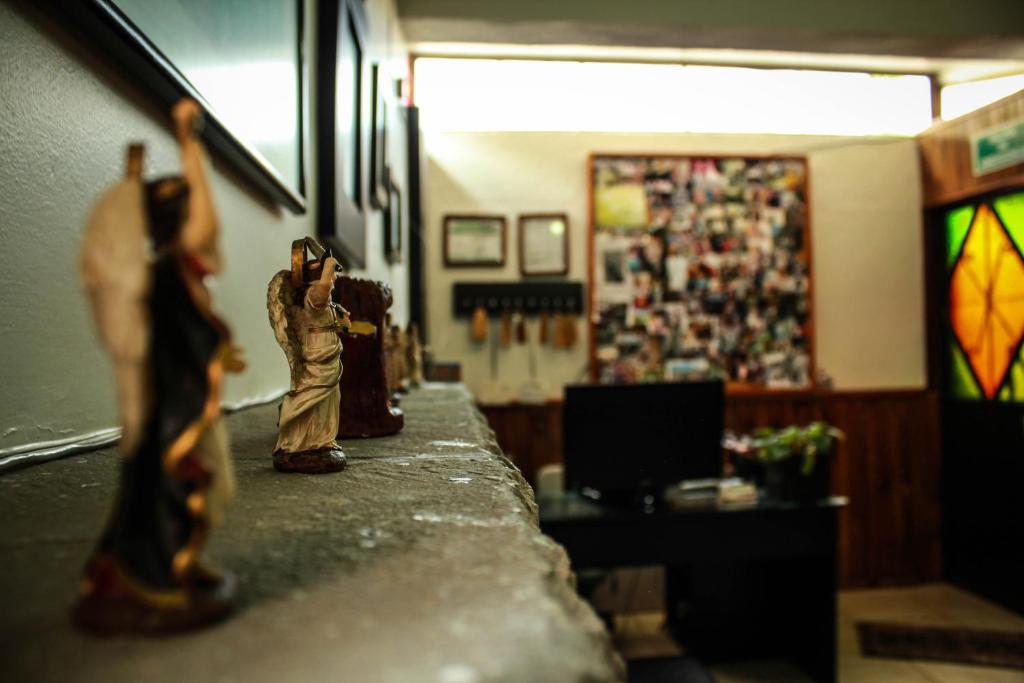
top-left (0, 383), bottom-right (623, 683)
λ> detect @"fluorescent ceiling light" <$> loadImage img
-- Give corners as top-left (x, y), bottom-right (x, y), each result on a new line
top-left (412, 43), bottom-right (1024, 85)
top-left (941, 74), bottom-right (1024, 120)
top-left (415, 58), bottom-right (934, 136)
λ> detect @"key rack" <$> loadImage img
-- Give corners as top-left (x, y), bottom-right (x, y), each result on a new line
top-left (452, 282), bottom-right (585, 318)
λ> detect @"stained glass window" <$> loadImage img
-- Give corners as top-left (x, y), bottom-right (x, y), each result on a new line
top-left (947, 190), bottom-right (1024, 401)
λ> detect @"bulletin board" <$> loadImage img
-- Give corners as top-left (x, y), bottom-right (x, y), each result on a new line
top-left (588, 154), bottom-right (813, 389)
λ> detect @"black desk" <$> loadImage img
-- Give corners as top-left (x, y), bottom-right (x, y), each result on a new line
top-left (539, 493), bottom-right (846, 683)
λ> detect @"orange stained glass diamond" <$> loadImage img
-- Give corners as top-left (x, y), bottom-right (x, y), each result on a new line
top-left (950, 203), bottom-right (1024, 398)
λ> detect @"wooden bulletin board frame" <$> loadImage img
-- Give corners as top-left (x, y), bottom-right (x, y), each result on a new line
top-left (587, 153), bottom-right (815, 392)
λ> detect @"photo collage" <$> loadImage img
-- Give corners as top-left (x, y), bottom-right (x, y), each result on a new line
top-left (591, 155), bottom-right (812, 388)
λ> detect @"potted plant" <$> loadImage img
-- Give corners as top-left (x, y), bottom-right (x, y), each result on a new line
top-left (753, 422), bottom-right (843, 503)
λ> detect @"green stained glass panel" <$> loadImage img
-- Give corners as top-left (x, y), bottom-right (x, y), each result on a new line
top-left (994, 191), bottom-right (1024, 402)
top-left (993, 191), bottom-right (1024, 257)
top-left (947, 190), bottom-right (1024, 403)
top-left (949, 335), bottom-right (982, 400)
top-left (946, 204), bottom-right (975, 269)
top-left (1001, 350), bottom-right (1024, 401)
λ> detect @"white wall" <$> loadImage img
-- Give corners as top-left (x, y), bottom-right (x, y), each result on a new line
top-left (809, 140), bottom-right (927, 389)
top-left (422, 131), bottom-right (926, 397)
top-left (0, 0), bottom-right (409, 454)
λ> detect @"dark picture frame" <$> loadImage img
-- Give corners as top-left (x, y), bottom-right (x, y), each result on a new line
top-left (386, 181), bottom-right (403, 264)
top-left (369, 63), bottom-right (391, 210)
top-left (50, 0), bottom-right (307, 213)
top-left (317, 0), bottom-right (368, 268)
top-left (519, 213), bottom-right (570, 277)
top-left (443, 215), bottom-right (507, 268)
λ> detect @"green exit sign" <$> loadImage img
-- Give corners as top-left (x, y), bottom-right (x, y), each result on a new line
top-left (971, 118), bottom-right (1024, 177)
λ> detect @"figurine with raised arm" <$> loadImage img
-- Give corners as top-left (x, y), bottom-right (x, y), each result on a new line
top-left (75, 99), bottom-right (245, 634)
top-left (268, 238), bottom-right (352, 473)
top-left (407, 322), bottom-right (424, 388)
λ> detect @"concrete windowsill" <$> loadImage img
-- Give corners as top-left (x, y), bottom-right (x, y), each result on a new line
top-left (0, 383), bottom-right (621, 683)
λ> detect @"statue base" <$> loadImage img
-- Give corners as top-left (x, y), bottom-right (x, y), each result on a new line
top-left (338, 406), bottom-right (404, 439)
top-left (273, 447), bottom-right (347, 474)
top-left (73, 565), bottom-right (236, 636)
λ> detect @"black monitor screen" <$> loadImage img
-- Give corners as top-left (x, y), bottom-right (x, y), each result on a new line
top-left (563, 380), bottom-right (724, 495)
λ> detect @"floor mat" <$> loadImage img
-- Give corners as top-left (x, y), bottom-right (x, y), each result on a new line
top-left (857, 621), bottom-right (1024, 670)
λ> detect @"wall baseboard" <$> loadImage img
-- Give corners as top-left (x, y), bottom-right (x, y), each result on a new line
top-left (0, 388), bottom-right (287, 474)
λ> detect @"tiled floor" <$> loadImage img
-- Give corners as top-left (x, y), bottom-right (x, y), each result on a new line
top-left (838, 584), bottom-right (1024, 683)
top-left (614, 583), bottom-right (1024, 682)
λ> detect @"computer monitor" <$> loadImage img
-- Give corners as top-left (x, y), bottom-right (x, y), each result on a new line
top-left (563, 380), bottom-right (724, 499)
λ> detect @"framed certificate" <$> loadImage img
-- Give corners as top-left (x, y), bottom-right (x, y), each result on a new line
top-left (519, 213), bottom-right (569, 276)
top-left (369, 63), bottom-right (391, 211)
top-left (443, 215), bottom-right (506, 267)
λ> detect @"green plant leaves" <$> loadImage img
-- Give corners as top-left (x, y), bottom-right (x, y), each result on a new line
top-left (753, 421), bottom-right (843, 475)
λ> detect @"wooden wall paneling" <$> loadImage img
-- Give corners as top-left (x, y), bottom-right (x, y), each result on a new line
top-left (864, 396), bottom-right (889, 584)
top-left (480, 403), bottom-right (563, 485)
top-left (910, 395), bottom-right (943, 581)
top-left (876, 397), bottom-right (909, 583)
top-left (889, 399), bottom-right (909, 578)
top-left (544, 402), bottom-right (564, 481)
top-left (828, 396), bottom-right (869, 586)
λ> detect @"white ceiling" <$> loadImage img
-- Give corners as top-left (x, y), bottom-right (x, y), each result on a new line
top-left (399, 1), bottom-right (1024, 84)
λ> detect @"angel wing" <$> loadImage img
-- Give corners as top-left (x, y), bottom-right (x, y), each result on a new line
top-left (267, 270), bottom-right (302, 385)
top-left (80, 177), bottom-right (151, 455)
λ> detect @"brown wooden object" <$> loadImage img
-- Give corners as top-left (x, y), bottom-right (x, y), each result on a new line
top-left (334, 276), bottom-right (404, 438)
top-left (918, 91), bottom-right (1024, 208)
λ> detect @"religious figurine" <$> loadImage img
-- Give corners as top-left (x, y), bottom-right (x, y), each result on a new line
top-left (267, 238), bottom-right (355, 474)
top-left (391, 324), bottom-right (410, 395)
top-left (382, 315), bottom-right (399, 403)
top-left (335, 277), bottom-right (405, 438)
top-left (75, 99), bottom-right (244, 634)
top-left (406, 322), bottom-right (424, 388)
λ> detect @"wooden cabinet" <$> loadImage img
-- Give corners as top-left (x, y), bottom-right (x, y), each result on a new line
top-left (479, 402), bottom-right (563, 487)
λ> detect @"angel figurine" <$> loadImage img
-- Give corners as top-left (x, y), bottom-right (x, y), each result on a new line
top-left (75, 99), bottom-right (244, 634)
top-left (406, 322), bottom-right (424, 388)
top-left (268, 238), bottom-right (352, 473)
